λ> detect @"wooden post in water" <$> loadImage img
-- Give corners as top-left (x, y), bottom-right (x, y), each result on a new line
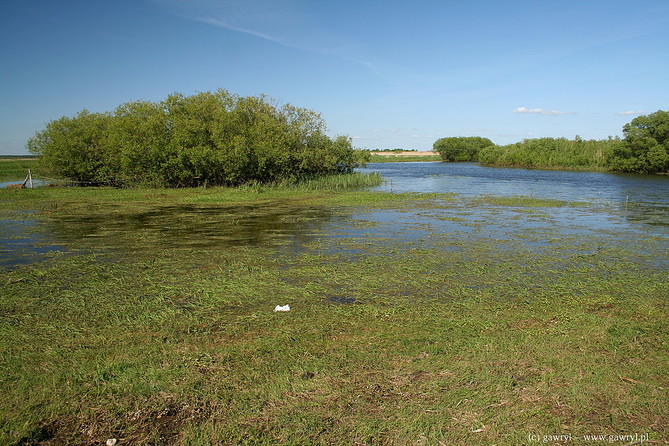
top-left (6, 170), bottom-right (32, 189)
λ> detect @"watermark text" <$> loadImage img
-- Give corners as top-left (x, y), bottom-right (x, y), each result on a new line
top-left (527, 432), bottom-right (650, 443)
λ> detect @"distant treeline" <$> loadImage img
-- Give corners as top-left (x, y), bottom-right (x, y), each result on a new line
top-left (28, 89), bottom-right (367, 187)
top-left (433, 110), bottom-right (669, 174)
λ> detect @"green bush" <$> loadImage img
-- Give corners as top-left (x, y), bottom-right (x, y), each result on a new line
top-left (459, 111), bottom-right (668, 175)
top-left (478, 137), bottom-right (617, 171)
top-left (433, 136), bottom-right (494, 162)
top-left (28, 90), bottom-right (363, 187)
top-left (608, 110), bottom-right (669, 174)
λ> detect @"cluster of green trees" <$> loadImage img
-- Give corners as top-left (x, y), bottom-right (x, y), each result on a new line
top-left (28, 89), bottom-right (366, 187)
top-left (478, 136), bottom-right (616, 171)
top-left (607, 110), bottom-right (669, 174)
top-left (433, 111), bottom-right (668, 174)
top-left (433, 137), bottom-right (493, 162)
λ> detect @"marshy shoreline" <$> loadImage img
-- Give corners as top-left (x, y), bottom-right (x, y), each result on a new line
top-left (1, 183), bottom-right (667, 445)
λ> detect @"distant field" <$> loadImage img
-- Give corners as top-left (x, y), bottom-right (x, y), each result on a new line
top-left (369, 151), bottom-right (439, 157)
top-left (0, 158), bottom-right (42, 182)
top-left (369, 151), bottom-right (442, 162)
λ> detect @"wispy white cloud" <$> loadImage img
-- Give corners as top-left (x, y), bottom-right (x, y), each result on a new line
top-left (615, 110), bottom-right (644, 116)
top-left (152, 0), bottom-right (385, 79)
top-left (154, 1), bottom-right (313, 49)
top-left (513, 107), bottom-right (573, 116)
top-left (197, 16), bottom-right (289, 46)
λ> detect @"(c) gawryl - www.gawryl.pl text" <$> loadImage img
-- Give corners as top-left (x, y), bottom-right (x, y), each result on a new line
top-left (527, 432), bottom-right (651, 443)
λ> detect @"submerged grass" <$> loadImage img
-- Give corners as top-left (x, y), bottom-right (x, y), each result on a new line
top-left (471, 195), bottom-right (591, 208)
top-left (0, 186), bottom-right (667, 445)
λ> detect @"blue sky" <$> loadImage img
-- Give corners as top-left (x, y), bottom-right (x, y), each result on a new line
top-left (1, 0), bottom-right (668, 155)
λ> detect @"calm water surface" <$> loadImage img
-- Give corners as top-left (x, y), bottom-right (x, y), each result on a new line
top-left (364, 162), bottom-right (669, 204)
top-left (361, 162), bottom-right (669, 231)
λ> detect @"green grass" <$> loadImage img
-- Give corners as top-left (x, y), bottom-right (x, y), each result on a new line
top-left (0, 158), bottom-right (44, 182)
top-left (0, 160), bottom-right (381, 190)
top-left (1, 187), bottom-right (667, 445)
top-left (247, 172), bottom-right (383, 191)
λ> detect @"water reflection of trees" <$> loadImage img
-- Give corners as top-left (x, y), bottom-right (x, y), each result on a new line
top-left (40, 204), bottom-right (340, 252)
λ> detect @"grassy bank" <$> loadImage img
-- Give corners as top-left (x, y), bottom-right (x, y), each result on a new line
top-left (1, 187), bottom-right (667, 445)
top-left (0, 158), bottom-right (45, 182)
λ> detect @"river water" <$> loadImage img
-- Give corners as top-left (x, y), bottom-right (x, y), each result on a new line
top-left (1, 162), bottom-right (668, 270)
top-left (362, 162), bottom-right (669, 231)
top-left (365, 162), bottom-right (668, 208)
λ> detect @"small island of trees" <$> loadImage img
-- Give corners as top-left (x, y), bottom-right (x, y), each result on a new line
top-left (28, 89), bottom-right (368, 187)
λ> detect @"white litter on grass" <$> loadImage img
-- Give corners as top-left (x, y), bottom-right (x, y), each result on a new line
top-left (274, 305), bottom-right (291, 312)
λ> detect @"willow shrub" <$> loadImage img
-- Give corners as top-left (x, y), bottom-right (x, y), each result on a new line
top-left (28, 90), bottom-right (365, 187)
